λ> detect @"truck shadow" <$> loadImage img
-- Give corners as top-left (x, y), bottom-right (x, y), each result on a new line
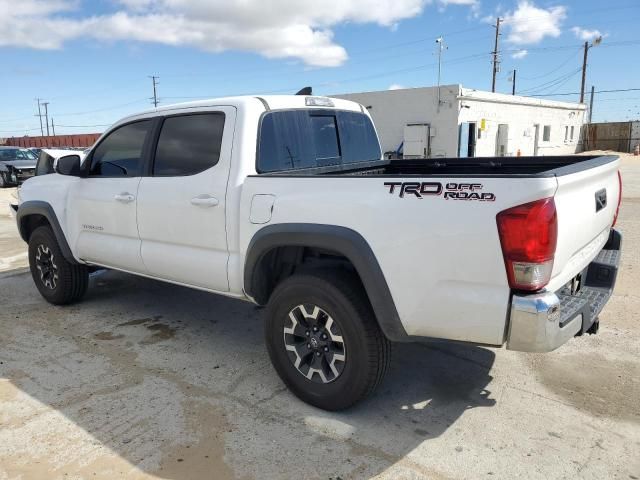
top-left (1, 270), bottom-right (496, 479)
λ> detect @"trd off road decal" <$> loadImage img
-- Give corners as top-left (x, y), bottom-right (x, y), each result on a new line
top-left (384, 182), bottom-right (496, 201)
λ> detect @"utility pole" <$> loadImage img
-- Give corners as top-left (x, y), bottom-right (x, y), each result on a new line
top-left (580, 41), bottom-right (589, 103)
top-left (588, 85), bottom-right (595, 123)
top-left (35, 98), bottom-right (44, 136)
top-left (580, 36), bottom-right (602, 103)
top-left (149, 75), bottom-right (159, 107)
top-left (509, 70), bottom-right (517, 95)
top-left (42, 101), bottom-right (50, 136)
top-left (51, 118), bottom-right (56, 136)
top-left (491, 17), bottom-right (502, 93)
top-left (435, 36), bottom-right (447, 106)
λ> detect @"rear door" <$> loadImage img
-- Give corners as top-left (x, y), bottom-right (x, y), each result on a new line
top-left (70, 120), bottom-right (152, 272)
top-left (136, 108), bottom-right (235, 292)
top-left (404, 124), bottom-right (430, 158)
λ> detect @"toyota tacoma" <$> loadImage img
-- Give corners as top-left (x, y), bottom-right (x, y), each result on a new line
top-left (15, 94), bottom-right (622, 410)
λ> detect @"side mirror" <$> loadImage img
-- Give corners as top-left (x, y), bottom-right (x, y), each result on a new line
top-left (55, 155), bottom-right (82, 176)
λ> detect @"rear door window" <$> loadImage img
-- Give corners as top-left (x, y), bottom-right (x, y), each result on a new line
top-left (258, 109), bottom-right (380, 173)
top-left (153, 113), bottom-right (225, 176)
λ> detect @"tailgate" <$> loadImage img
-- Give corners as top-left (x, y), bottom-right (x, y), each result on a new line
top-left (549, 157), bottom-right (620, 291)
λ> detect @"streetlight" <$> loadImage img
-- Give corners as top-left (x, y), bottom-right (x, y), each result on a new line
top-left (435, 36), bottom-right (447, 107)
top-left (580, 36), bottom-right (602, 103)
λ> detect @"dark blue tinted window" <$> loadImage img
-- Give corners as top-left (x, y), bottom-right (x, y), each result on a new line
top-left (91, 120), bottom-right (151, 177)
top-left (337, 111), bottom-right (381, 164)
top-left (258, 109), bottom-right (380, 173)
top-left (154, 113), bottom-right (225, 176)
top-left (259, 111), bottom-right (315, 171)
top-left (310, 115), bottom-right (339, 163)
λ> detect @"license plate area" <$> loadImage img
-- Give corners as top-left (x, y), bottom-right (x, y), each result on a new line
top-left (567, 272), bottom-right (583, 295)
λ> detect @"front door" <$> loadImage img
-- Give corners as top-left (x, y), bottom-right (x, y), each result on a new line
top-left (136, 108), bottom-right (235, 292)
top-left (458, 123), bottom-right (470, 157)
top-left (533, 124), bottom-right (540, 156)
top-left (458, 122), bottom-right (476, 157)
top-left (496, 124), bottom-right (509, 156)
top-left (70, 120), bottom-right (153, 272)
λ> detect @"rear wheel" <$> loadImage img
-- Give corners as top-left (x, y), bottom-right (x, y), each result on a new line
top-left (28, 226), bottom-right (89, 305)
top-left (265, 270), bottom-right (390, 410)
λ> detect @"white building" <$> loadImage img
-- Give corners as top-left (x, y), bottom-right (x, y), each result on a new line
top-left (333, 84), bottom-right (586, 158)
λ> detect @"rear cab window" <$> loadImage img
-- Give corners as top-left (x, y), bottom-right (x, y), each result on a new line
top-left (257, 109), bottom-right (381, 173)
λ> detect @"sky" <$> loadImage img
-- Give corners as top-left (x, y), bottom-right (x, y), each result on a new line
top-left (0, 0), bottom-right (638, 137)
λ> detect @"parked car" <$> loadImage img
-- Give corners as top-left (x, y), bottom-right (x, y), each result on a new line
top-left (8, 149), bottom-right (87, 217)
top-left (15, 95), bottom-right (622, 410)
top-left (0, 147), bottom-right (38, 187)
top-left (35, 148), bottom-right (87, 176)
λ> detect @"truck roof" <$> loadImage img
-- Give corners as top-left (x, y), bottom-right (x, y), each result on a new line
top-left (117, 95), bottom-right (365, 126)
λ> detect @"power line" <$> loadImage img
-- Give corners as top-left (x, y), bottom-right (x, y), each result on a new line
top-left (517, 67), bottom-right (582, 94)
top-left (0, 122), bottom-right (112, 134)
top-left (53, 99), bottom-right (149, 117)
top-left (529, 87), bottom-right (640, 97)
top-left (56, 123), bottom-right (112, 128)
top-left (0, 126), bottom-right (46, 134)
top-left (518, 48), bottom-right (582, 80)
top-left (546, 69), bottom-right (583, 96)
top-left (162, 52), bottom-right (491, 100)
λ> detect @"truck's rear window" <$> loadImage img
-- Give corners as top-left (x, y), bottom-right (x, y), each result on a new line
top-left (257, 109), bottom-right (381, 173)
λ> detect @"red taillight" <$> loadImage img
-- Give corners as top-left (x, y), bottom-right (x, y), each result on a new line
top-left (612, 170), bottom-right (622, 227)
top-left (496, 197), bottom-right (558, 291)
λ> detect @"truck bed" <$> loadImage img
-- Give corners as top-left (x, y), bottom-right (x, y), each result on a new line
top-left (256, 155), bottom-right (617, 178)
top-left (244, 153), bottom-right (620, 346)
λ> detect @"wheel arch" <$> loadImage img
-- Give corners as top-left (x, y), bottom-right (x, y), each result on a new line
top-left (244, 223), bottom-right (407, 341)
top-left (16, 200), bottom-right (79, 265)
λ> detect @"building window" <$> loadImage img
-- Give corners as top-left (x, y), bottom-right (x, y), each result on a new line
top-left (570, 126), bottom-right (575, 141)
top-left (564, 126), bottom-right (568, 142)
top-left (543, 125), bottom-right (551, 142)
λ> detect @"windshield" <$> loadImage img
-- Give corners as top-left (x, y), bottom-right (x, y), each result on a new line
top-left (0, 148), bottom-right (37, 161)
top-left (257, 109), bottom-right (381, 173)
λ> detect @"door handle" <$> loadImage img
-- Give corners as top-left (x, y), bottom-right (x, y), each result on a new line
top-left (191, 195), bottom-right (219, 207)
top-left (114, 193), bottom-right (135, 203)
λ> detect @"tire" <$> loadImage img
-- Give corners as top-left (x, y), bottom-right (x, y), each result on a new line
top-left (265, 269), bottom-right (390, 410)
top-left (28, 226), bottom-right (89, 305)
top-left (0, 173), bottom-right (6, 188)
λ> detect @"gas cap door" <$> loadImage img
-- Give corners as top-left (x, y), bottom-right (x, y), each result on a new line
top-left (249, 194), bottom-right (275, 224)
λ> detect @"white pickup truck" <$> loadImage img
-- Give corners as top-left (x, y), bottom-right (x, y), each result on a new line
top-left (16, 94), bottom-right (622, 410)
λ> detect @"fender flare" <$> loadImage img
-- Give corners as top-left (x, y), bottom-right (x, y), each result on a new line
top-left (16, 200), bottom-right (79, 264)
top-left (244, 223), bottom-right (408, 342)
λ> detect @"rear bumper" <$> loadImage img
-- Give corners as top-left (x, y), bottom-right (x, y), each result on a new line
top-left (506, 229), bottom-right (621, 352)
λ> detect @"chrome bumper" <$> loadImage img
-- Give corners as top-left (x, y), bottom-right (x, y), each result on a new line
top-left (507, 292), bottom-right (580, 352)
top-left (506, 229), bottom-right (621, 353)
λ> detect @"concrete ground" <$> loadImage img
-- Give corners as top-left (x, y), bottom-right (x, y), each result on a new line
top-left (0, 153), bottom-right (639, 480)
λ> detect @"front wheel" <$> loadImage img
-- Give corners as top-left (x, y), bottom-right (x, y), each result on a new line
top-left (265, 270), bottom-right (390, 410)
top-left (0, 172), bottom-right (7, 188)
top-left (28, 226), bottom-right (89, 305)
